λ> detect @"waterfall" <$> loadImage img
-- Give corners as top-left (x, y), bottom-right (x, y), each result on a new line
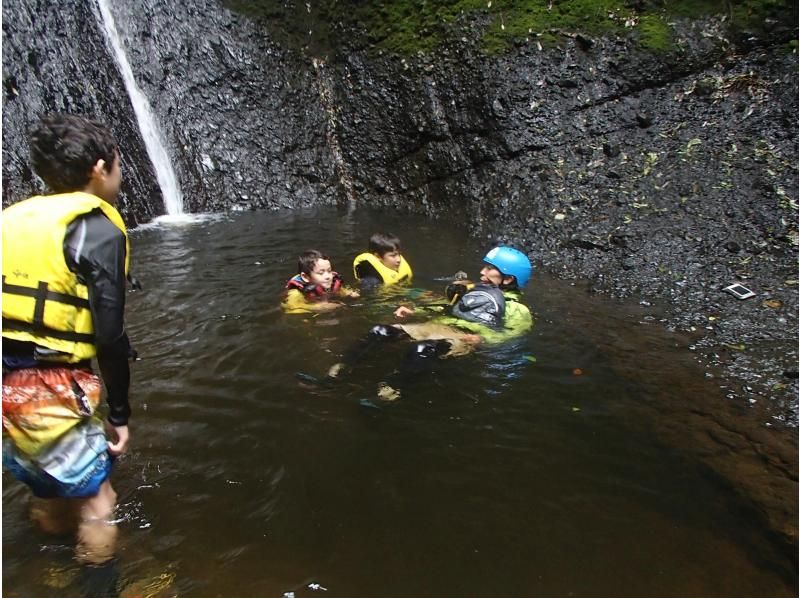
top-left (95, 0), bottom-right (184, 216)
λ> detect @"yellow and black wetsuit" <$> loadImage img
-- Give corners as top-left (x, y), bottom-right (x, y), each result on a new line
top-left (435, 283), bottom-right (532, 343)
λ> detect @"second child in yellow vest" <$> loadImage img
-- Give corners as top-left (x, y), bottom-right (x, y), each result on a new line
top-left (352, 232), bottom-right (413, 290)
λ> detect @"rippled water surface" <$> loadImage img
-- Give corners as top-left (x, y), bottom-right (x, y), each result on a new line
top-left (2, 207), bottom-right (794, 597)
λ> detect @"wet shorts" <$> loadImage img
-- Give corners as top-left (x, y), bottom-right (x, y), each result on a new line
top-left (2, 367), bottom-right (111, 498)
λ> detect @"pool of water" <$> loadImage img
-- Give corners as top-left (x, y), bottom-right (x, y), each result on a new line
top-left (2, 207), bottom-right (794, 597)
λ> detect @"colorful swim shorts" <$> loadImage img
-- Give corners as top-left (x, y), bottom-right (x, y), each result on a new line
top-left (2, 367), bottom-right (112, 498)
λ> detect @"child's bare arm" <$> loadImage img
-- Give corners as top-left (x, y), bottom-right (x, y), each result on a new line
top-left (338, 286), bottom-right (360, 299)
top-left (394, 305), bottom-right (415, 318)
top-left (306, 300), bottom-right (344, 312)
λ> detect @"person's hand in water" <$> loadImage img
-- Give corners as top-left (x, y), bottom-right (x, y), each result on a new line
top-left (445, 281), bottom-right (471, 304)
top-left (462, 334), bottom-right (482, 345)
top-left (106, 424), bottom-right (129, 456)
top-left (394, 305), bottom-right (415, 318)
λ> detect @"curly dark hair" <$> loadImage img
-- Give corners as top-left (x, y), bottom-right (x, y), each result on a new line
top-left (29, 114), bottom-right (118, 193)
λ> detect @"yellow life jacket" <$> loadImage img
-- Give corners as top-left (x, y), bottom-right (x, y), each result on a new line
top-left (2, 192), bottom-right (130, 363)
top-left (352, 253), bottom-right (413, 286)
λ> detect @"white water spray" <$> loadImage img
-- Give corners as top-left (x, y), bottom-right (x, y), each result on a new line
top-left (95, 0), bottom-right (184, 216)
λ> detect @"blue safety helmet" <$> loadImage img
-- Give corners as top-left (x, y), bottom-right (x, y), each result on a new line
top-left (483, 246), bottom-right (533, 288)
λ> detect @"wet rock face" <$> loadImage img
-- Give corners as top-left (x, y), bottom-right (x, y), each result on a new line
top-left (2, 0), bottom-right (340, 221)
top-left (102, 0), bottom-right (341, 214)
top-left (328, 24), bottom-right (798, 427)
top-left (1, 0), bottom-right (164, 225)
top-left (1, 0), bottom-right (797, 425)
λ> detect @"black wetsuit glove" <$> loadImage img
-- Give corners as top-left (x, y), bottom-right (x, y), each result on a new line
top-left (445, 282), bottom-right (469, 304)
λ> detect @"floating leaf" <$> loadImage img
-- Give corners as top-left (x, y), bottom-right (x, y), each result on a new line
top-left (722, 343), bottom-right (746, 351)
top-left (525, 355), bottom-right (537, 363)
top-left (571, 407), bottom-right (581, 412)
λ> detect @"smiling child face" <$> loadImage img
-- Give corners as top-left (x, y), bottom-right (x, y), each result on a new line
top-left (303, 258), bottom-right (334, 290)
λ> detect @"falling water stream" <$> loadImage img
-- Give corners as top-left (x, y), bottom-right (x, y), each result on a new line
top-left (95, 0), bottom-right (184, 217)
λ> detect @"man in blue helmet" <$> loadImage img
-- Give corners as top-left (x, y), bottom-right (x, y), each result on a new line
top-left (409, 245), bottom-right (534, 345)
top-left (304, 246), bottom-right (533, 402)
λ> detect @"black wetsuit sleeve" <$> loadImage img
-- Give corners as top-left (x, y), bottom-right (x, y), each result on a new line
top-left (355, 261), bottom-right (382, 290)
top-left (64, 210), bottom-right (132, 426)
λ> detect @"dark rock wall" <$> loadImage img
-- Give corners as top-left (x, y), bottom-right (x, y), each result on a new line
top-left (94, 0), bottom-right (339, 213)
top-left (1, 0), bottom-right (164, 225)
top-left (1, 0), bottom-right (797, 552)
top-left (2, 0), bottom-right (341, 221)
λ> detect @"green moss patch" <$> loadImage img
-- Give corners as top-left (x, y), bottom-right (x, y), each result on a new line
top-left (223, 0), bottom-right (797, 57)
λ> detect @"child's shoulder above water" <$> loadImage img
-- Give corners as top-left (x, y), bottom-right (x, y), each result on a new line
top-left (283, 249), bottom-right (359, 314)
top-left (353, 232), bottom-right (412, 290)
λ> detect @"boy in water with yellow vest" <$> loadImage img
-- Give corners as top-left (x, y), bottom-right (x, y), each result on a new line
top-left (2, 114), bottom-right (135, 568)
top-left (283, 249), bottom-right (360, 314)
top-left (352, 232), bottom-right (413, 290)
top-left (302, 246), bottom-right (533, 402)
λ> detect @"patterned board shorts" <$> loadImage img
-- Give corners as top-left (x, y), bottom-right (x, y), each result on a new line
top-left (2, 367), bottom-right (112, 498)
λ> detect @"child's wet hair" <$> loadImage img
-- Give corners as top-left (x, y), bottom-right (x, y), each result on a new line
top-left (29, 114), bottom-right (118, 193)
top-left (298, 249), bottom-right (330, 274)
top-left (368, 232), bottom-right (401, 256)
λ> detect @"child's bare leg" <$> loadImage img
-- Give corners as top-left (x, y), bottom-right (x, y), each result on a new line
top-left (29, 496), bottom-right (79, 535)
top-left (75, 480), bottom-right (118, 565)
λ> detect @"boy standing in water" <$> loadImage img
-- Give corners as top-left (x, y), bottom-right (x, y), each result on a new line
top-left (352, 232), bottom-right (413, 290)
top-left (2, 114), bottom-right (135, 566)
top-left (283, 249), bottom-right (360, 314)
top-left (318, 246), bottom-right (533, 401)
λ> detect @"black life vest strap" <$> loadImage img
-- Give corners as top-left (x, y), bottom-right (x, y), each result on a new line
top-left (2, 317), bottom-right (95, 343)
top-left (2, 276), bottom-right (91, 309)
top-left (2, 275), bottom-right (93, 343)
